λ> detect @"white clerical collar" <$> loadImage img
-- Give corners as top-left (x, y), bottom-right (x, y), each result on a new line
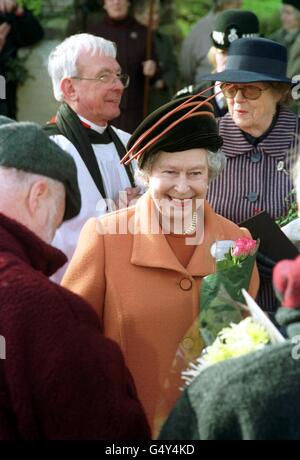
top-left (78, 115), bottom-right (107, 134)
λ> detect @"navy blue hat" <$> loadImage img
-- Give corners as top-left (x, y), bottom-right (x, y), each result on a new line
top-left (0, 117), bottom-right (81, 222)
top-left (202, 37), bottom-right (291, 84)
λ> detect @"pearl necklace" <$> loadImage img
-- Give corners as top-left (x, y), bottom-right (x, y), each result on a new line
top-left (183, 211), bottom-right (197, 235)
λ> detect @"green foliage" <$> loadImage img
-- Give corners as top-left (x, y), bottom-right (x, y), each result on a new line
top-left (5, 55), bottom-right (33, 85)
top-left (175, 0), bottom-right (210, 37)
top-left (276, 189), bottom-right (298, 227)
top-left (17, 0), bottom-right (42, 16)
top-left (244, 0), bottom-right (281, 36)
top-left (175, 0), bottom-right (281, 38)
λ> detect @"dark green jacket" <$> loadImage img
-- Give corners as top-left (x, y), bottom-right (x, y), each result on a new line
top-left (148, 30), bottom-right (178, 113)
top-left (159, 308), bottom-right (300, 440)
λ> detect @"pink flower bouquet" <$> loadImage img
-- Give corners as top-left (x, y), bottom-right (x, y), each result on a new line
top-left (199, 237), bottom-right (259, 345)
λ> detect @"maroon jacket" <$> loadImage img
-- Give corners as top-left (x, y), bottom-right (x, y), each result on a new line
top-left (88, 15), bottom-right (158, 133)
top-left (0, 213), bottom-right (150, 440)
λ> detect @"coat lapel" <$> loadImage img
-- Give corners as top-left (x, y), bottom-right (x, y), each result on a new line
top-left (130, 192), bottom-right (217, 277)
top-left (131, 192), bottom-right (187, 274)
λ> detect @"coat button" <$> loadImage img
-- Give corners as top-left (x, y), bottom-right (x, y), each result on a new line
top-left (179, 278), bottom-right (192, 291)
top-left (246, 192), bottom-right (258, 202)
top-left (250, 151), bottom-right (261, 162)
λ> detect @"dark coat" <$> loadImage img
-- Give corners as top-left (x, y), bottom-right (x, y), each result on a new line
top-left (0, 8), bottom-right (44, 119)
top-left (147, 30), bottom-right (178, 114)
top-left (0, 213), bottom-right (150, 440)
top-left (87, 15), bottom-right (158, 133)
top-left (160, 306), bottom-right (300, 440)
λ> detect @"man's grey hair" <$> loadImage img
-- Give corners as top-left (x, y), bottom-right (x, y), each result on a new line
top-left (0, 167), bottom-right (64, 196)
top-left (0, 167), bottom-right (65, 216)
top-left (135, 149), bottom-right (226, 186)
top-left (48, 33), bottom-right (117, 102)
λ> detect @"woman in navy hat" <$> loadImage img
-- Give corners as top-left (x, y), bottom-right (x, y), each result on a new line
top-left (202, 36), bottom-right (299, 312)
top-left (61, 95), bottom-right (259, 437)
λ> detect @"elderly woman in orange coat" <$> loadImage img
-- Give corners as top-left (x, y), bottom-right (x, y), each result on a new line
top-left (62, 95), bottom-right (259, 436)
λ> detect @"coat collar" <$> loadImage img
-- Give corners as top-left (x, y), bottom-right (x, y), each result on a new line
top-left (130, 192), bottom-right (216, 277)
top-left (219, 106), bottom-right (298, 158)
top-left (0, 213), bottom-right (67, 277)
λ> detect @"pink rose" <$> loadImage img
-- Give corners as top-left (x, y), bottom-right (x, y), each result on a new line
top-left (232, 237), bottom-right (257, 258)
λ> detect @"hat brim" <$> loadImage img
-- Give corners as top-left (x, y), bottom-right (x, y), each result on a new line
top-left (202, 69), bottom-right (292, 84)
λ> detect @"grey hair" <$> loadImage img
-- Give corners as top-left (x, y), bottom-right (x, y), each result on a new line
top-left (135, 149), bottom-right (226, 186)
top-left (207, 149), bottom-right (226, 180)
top-left (48, 33), bottom-right (117, 102)
top-left (0, 166), bottom-right (65, 195)
top-left (0, 167), bottom-right (65, 210)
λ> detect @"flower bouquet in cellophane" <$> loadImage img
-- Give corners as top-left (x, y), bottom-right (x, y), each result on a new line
top-left (182, 289), bottom-right (285, 386)
top-left (199, 237), bottom-right (259, 345)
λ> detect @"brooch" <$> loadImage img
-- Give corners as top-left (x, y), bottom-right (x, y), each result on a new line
top-left (277, 160), bottom-right (289, 175)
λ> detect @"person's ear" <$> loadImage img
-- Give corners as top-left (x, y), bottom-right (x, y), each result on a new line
top-left (60, 77), bottom-right (78, 101)
top-left (27, 180), bottom-right (49, 218)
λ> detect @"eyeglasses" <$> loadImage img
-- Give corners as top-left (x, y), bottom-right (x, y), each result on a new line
top-left (221, 83), bottom-right (269, 100)
top-left (71, 73), bottom-right (130, 88)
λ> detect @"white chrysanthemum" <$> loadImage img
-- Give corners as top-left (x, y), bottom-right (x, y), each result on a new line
top-left (182, 318), bottom-right (270, 386)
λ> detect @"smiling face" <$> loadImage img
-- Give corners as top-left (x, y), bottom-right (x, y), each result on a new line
top-left (147, 149), bottom-right (209, 232)
top-left (70, 50), bottom-right (124, 125)
top-left (226, 83), bottom-right (281, 137)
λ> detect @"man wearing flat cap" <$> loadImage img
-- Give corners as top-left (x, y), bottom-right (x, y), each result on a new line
top-left (0, 116), bottom-right (149, 440)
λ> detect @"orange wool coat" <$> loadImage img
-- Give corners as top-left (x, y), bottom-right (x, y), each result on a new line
top-left (62, 191), bottom-right (259, 435)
